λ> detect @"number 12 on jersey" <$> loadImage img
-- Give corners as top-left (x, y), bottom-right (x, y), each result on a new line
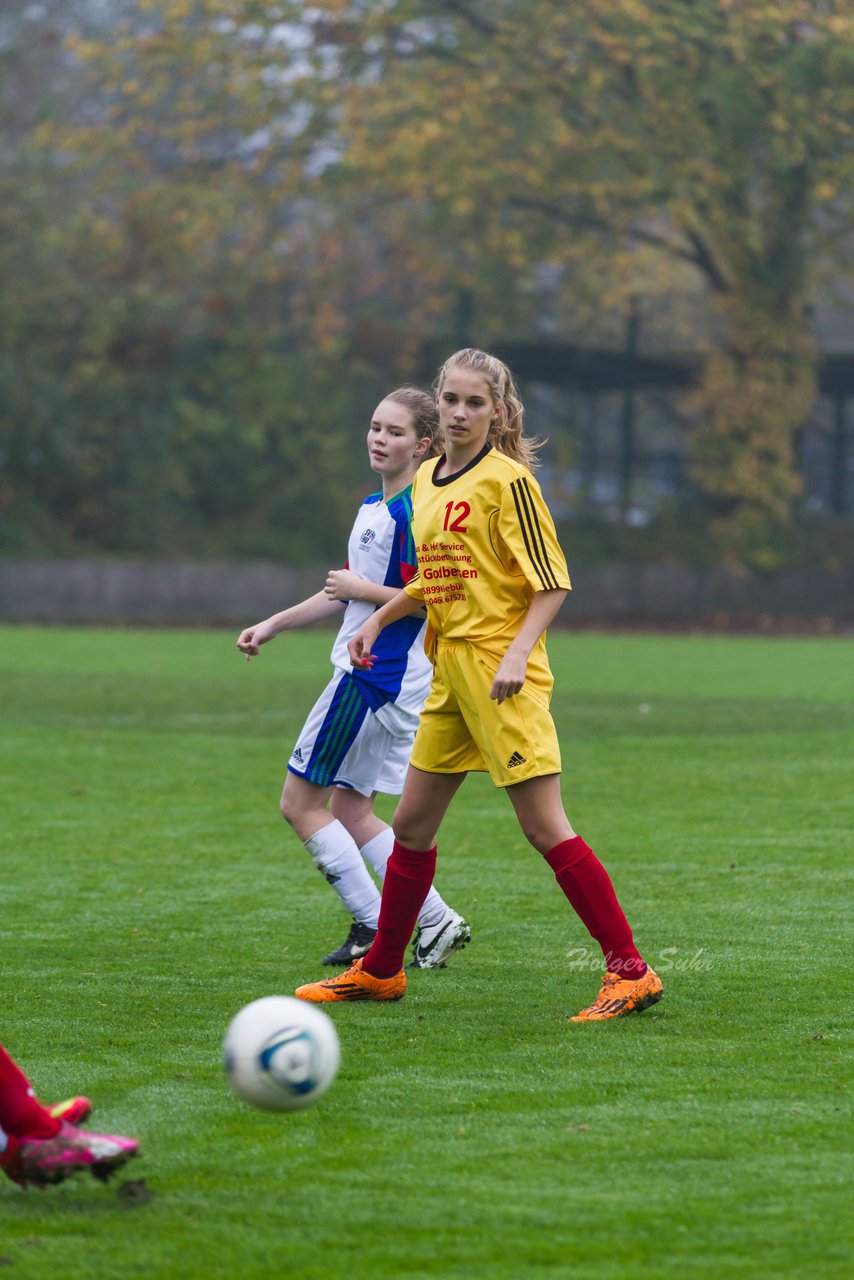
top-left (443, 501), bottom-right (470, 533)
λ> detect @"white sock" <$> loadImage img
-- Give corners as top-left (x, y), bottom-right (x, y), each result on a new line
top-left (304, 820), bottom-right (381, 929)
top-left (359, 829), bottom-right (449, 931)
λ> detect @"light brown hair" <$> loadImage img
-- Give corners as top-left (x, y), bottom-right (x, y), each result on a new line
top-left (434, 348), bottom-right (542, 469)
top-left (384, 385), bottom-right (441, 457)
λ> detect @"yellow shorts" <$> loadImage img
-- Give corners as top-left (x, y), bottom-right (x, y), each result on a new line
top-left (409, 640), bottom-right (561, 788)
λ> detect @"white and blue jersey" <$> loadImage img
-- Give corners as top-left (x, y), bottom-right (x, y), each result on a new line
top-left (329, 487), bottom-right (431, 736)
top-left (288, 485), bottom-right (432, 795)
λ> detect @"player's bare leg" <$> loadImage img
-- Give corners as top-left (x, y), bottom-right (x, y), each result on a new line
top-left (392, 765), bottom-right (467, 851)
top-left (329, 786), bottom-right (386, 849)
top-left (504, 772), bottom-right (575, 854)
top-left (279, 771), bottom-right (336, 842)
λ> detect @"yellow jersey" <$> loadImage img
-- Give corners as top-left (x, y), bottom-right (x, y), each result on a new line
top-left (403, 445), bottom-right (571, 671)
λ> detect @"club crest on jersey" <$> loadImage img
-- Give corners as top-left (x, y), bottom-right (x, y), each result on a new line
top-left (360, 528), bottom-right (376, 546)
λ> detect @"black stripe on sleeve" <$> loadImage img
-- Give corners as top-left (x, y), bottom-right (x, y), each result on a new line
top-left (511, 478), bottom-right (559, 589)
top-left (519, 478), bottom-right (560, 589)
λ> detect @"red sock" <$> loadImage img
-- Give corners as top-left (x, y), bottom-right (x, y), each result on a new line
top-left (362, 841), bottom-right (437, 978)
top-left (545, 837), bottom-right (646, 980)
top-left (0, 1044), bottom-right (61, 1139)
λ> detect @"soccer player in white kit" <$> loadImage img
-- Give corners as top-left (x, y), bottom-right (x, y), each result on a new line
top-left (237, 387), bottom-right (470, 969)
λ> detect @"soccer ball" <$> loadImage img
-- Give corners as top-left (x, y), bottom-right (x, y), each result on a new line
top-left (223, 996), bottom-right (340, 1112)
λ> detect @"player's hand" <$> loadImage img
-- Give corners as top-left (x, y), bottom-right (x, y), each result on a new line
top-left (348, 624), bottom-right (377, 670)
top-left (490, 651), bottom-right (528, 703)
top-left (236, 621), bottom-right (275, 661)
top-left (325, 569), bottom-right (362, 602)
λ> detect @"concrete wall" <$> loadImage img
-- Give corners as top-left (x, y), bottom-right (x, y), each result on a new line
top-left (1, 559), bottom-right (851, 626)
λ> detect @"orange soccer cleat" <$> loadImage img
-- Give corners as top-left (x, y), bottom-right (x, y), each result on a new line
top-left (569, 968), bottom-right (663, 1022)
top-left (295, 958), bottom-right (406, 1004)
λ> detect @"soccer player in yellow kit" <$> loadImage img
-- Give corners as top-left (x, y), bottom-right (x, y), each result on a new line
top-left (295, 348), bottom-right (662, 1021)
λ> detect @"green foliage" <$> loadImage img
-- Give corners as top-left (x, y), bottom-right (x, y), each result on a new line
top-left (1, 625), bottom-right (852, 1277)
top-left (2, 3), bottom-right (854, 563)
top-left (0, 221), bottom-right (377, 557)
top-left (559, 507), bottom-right (854, 574)
top-left (0, 3), bottom-right (407, 558)
top-left (303, 0), bottom-right (854, 556)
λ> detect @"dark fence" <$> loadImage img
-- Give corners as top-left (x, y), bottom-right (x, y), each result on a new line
top-left (1, 560), bottom-right (850, 628)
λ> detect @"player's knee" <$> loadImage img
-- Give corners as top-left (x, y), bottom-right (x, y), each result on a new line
top-left (519, 817), bottom-right (559, 856)
top-left (279, 785), bottom-right (305, 829)
top-left (392, 816), bottom-right (434, 850)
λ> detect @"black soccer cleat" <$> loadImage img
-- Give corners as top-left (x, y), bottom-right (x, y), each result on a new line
top-left (322, 921), bottom-right (378, 966)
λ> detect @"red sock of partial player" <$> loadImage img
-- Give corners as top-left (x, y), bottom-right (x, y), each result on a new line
top-left (362, 841), bottom-right (437, 978)
top-left (0, 1045), bottom-right (61, 1139)
top-left (545, 837), bottom-right (646, 980)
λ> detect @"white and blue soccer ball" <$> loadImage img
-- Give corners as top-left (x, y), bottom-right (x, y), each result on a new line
top-left (223, 996), bottom-right (340, 1112)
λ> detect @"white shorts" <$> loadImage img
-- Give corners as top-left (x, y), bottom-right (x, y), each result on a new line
top-left (288, 670), bottom-right (414, 798)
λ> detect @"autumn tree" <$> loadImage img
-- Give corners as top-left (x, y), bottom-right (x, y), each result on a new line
top-left (290, 0), bottom-right (854, 562)
top-left (2, 1), bottom-right (411, 556)
top-left (7, 1), bottom-right (854, 562)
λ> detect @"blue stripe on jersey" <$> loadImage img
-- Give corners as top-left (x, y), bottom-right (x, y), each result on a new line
top-left (361, 486), bottom-right (422, 706)
top-left (303, 673), bottom-right (370, 786)
top-left (337, 483), bottom-right (425, 710)
top-left (351, 612), bottom-right (424, 711)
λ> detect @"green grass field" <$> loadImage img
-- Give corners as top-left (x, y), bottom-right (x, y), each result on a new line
top-left (1, 625), bottom-right (852, 1279)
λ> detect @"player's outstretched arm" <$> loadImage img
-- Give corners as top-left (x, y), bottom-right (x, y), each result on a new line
top-left (237, 590), bottom-right (344, 660)
top-left (347, 588), bottom-right (424, 669)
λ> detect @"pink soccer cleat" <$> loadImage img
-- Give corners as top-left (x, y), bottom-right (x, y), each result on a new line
top-left (1, 1122), bottom-right (140, 1188)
